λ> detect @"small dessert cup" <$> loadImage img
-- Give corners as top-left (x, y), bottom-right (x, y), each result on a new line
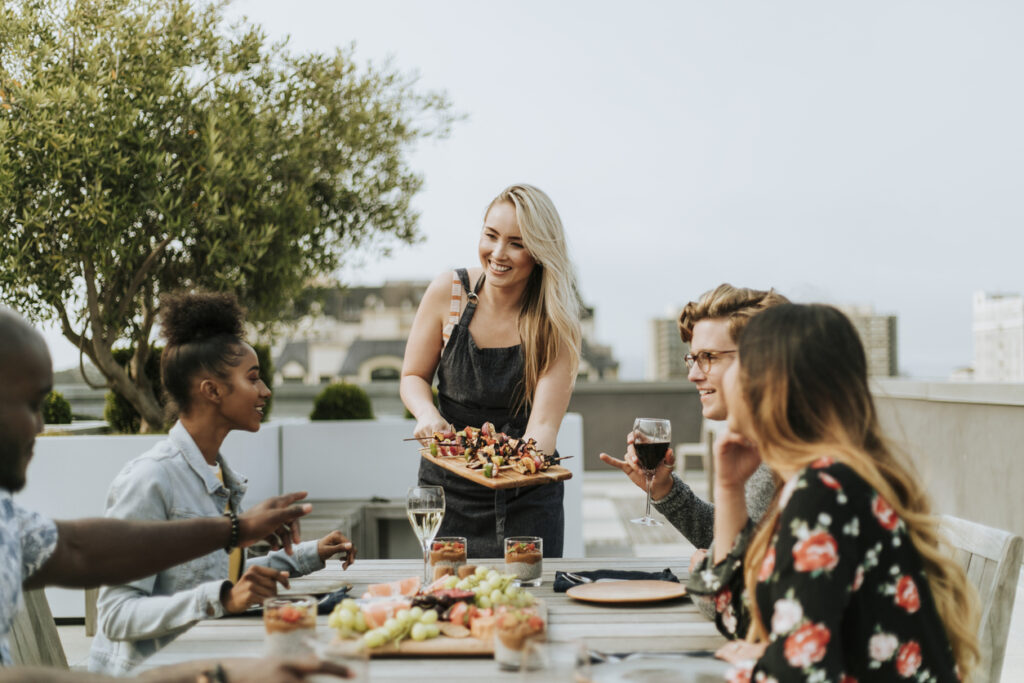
top-left (504, 536), bottom-right (543, 587)
top-left (493, 603), bottom-right (547, 671)
top-left (429, 536), bottom-right (468, 581)
top-left (263, 595), bottom-right (317, 657)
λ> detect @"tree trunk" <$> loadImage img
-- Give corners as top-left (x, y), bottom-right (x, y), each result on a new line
top-left (78, 262), bottom-right (166, 432)
top-left (95, 348), bottom-right (166, 432)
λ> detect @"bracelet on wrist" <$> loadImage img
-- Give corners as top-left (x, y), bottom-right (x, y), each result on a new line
top-left (223, 510), bottom-right (240, 552)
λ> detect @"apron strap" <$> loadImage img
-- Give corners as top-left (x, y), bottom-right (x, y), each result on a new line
top-left (441, 271), bottom-right (463, 347)
top-left (443, 269), bottom-right (487, 345)
top-left (457, 268), bottom-right (485, 326)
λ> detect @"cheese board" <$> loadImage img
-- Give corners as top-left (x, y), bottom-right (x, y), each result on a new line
top-left (351, 634), bottom-right (493, 656)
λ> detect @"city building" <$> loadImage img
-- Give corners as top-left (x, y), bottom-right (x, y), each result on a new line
top-left (274, 281), bottom-right (619, 385)
top-left (838, 305), bottom-right (899, 377)
top-left (646, 303), bottom-right (899, 379)
top-left (972, 291), bottom-right (1024, 382)
top-left (647, 314), bottom-right (688, 381)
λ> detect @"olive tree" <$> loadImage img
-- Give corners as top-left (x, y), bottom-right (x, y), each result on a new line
top-left (0, 0), bottom-right (455, 431)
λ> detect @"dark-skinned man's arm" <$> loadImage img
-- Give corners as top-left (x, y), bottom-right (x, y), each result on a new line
top-left (0, 657), bottom-right (352, 682)
top-left (25, 492), bottom-right (311, 589)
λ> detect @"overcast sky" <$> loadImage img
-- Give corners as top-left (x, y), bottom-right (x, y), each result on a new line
top-left (43, 1), bottom-right (1024, 378)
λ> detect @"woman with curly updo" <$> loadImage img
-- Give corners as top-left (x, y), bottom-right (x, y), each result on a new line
top-left (89, 291), bottom-right (357, 675)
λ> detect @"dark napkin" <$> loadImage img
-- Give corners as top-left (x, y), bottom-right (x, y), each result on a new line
top-left (227, 584), bottom-right (352, 618)
top-left (553, 568), bottom-right (679, 593)
top-left (584, 649), bottom-right (716, 664)
top-left (316, 584), bottom-right (353, 615)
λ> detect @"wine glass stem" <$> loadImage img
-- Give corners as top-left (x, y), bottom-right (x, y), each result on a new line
top-left (644, 472), bottom-right (655, 521)
top-left (422, 544), bottom-right (430, 585)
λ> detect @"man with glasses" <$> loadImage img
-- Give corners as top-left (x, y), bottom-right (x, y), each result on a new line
top-left (600, 284), bottom-right (786, 614)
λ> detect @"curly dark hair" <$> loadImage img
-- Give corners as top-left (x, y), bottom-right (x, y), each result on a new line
top-left (159, 291), bottom-right (248, 413)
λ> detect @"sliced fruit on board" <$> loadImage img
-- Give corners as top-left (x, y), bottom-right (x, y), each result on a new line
top-left (362, 576), bottom-right (421, 599)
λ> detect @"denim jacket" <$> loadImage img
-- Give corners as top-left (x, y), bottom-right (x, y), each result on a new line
top-left (87, 422), bottom-right (324, 675)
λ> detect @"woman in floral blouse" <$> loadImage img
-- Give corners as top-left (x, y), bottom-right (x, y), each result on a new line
top-left (688, 304), bottom-right (979, 682)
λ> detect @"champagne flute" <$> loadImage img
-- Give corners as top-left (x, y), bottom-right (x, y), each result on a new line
top-left (406, 485), bottom-right (445, 585)
top-left (630, 417), bottom-right (671, 526)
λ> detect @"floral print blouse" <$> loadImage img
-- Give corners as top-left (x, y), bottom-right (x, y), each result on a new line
top-left (688, 458), bottom-right (961, 682)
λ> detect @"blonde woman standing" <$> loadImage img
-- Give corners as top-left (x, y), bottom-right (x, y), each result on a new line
top-left (689, 304), bottom-right (979, 681)
top-left (401, 184), bottom-right (581, 558)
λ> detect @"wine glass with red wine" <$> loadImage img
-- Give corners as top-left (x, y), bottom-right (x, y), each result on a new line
top-left (630, 417), bottom-right (671, 526)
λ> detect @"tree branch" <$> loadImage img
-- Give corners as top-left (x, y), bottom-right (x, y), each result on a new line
top-left (54, 299), bottom-right (107, 391)
top-left (54, 299), bottom-right (83, 350)
top-left (112, 235), bottom-right (174, 323)
top-left (131, 285), bottom-right (157, 399)
top-left (78, 327), bottom-right (107, 391)
top-left (84, 260), bottom-right (164, 431)
top-left (83, 260), bottom-right (106, 347)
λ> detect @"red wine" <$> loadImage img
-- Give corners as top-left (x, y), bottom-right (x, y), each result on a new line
top-left (634, 441), bottom-right (669, 470)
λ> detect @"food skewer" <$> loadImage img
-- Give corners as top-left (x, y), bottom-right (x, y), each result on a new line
top-left (418, 447), bottom-right (573, 463)
top-left (413, 421), bottom-right (574, 481)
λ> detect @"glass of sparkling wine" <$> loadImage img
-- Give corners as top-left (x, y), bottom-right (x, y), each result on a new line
top-left (407, 485), bottom-right (445, 585)
top-left (630, 417), bottom-right (671, 526)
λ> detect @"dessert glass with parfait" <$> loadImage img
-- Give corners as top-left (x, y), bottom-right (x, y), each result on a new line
top-left (263, 595), bottom-right (317, 657)
top-left (429, 536), bottom-right (468, 581)
top-left (493, 603), bottom-right (547, 671)
top-left (504, 536), bottom-right (543, 587)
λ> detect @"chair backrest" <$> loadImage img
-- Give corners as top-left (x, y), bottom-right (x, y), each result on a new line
top-left (8, 588), bottom-right (68, 669)
top-left (940, 515), bottom-right (1023, 683)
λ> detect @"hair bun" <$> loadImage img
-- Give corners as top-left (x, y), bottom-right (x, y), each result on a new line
top-left (160, 291), bottom-right (245, 346)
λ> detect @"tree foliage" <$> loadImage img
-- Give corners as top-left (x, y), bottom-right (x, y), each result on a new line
top-left (0, 0), bottom-right (455, 431)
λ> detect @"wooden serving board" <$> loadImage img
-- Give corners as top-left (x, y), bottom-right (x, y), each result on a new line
top-left (420, 451), bottom-right (572, 489)
top-left (332, 635), bottom-right (492, 657)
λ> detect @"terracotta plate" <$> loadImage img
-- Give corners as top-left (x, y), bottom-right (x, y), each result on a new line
top-left (566, 580), bottom-right (687, 604)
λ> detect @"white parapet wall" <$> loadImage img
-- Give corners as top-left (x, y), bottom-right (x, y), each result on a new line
top-left (17, 414), bottom-right (584, 617)
top-left (871, 379), bottom-right (1024, 539)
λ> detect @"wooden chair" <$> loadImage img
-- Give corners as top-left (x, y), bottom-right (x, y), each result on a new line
top-left (940, 515), bottom-right (1023, 683)
top-left (674, 419), bottom-right (726, 503)
top-left (8, 588), bottom-right (68, 668)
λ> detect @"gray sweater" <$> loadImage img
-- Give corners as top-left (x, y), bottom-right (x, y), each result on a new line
top-left (653, 463), bottom-right (776, 620)
top-left (652, 463), bottom-right (776, 548)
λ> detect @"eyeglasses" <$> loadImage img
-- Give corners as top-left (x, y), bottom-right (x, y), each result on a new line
top-left (683, 350), bottom-right (737, 373)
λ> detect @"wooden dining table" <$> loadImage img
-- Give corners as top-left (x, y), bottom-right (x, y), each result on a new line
top-left (134, 557), bottom-right (728, 681)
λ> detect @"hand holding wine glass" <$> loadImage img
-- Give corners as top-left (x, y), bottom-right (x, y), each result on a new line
top-left (630, 417), bottom-right (671, 526)
top-left (406, 485), bottom-right (445, 585)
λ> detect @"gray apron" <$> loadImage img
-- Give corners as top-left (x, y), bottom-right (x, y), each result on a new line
top-left (417, 269), bottom-right (565, 558)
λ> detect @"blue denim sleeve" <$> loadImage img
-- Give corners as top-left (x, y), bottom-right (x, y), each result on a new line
top-left (95, 458), bottom-right (228, 642)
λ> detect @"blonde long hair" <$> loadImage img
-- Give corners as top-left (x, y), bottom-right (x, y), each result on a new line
top-left (737, 304), bottom-right (980, 678)
top-left (486, 184), bottom-right (581, 412)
